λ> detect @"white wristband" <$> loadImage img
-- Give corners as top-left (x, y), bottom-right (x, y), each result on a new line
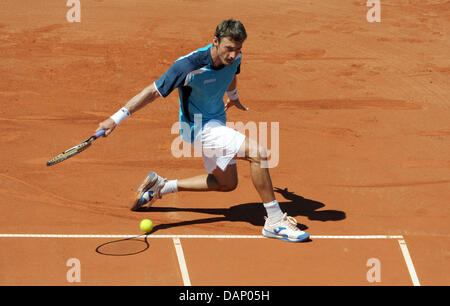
top-left (226, 88), bottom-right (239, 101)
top-left (110, 107), bottom-right (130, 125)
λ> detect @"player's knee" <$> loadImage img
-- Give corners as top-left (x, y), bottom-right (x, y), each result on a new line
top-left (258, 145), bottom-right (269, 161)
top-left (248, 144), bottom-right (268, 164)
top-left (219, 179), bottom-right (238, 192)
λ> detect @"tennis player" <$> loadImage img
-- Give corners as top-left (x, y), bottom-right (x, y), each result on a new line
top-left (96, 19), bottom-right (309, 242)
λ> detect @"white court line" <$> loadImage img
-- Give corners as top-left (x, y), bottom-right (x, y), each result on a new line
top-left (0, 233), bottom-right (421, 286)
top-left (173, 237), bottom-right (191, 286)
top-left (0, 234), bottom-right (404, 239)
top-left (398, 239), bottom-right (421, 286)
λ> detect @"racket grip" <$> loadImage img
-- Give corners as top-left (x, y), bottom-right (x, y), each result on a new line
top-left (94, 129), bottom-right (106, 138)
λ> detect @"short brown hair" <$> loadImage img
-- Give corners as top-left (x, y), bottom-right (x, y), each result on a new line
top-left (214, 19), bottom-right (247, 43)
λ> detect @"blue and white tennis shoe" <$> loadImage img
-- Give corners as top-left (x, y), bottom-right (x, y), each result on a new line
top-left (262, 213), bottom-right (310, 242)
top-left (130, 172), bottom-right (167, 210)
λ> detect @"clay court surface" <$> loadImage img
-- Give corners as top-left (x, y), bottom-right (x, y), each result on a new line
top-left (0, 0), bottom-right (449, 286)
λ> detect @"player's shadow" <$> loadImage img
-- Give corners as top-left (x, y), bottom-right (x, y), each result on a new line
top-left (138, 187), bottom-right (346, 233)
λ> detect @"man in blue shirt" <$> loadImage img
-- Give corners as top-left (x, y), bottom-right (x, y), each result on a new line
top-left (155, 41), bottom-right (242, 143)
top-left (96, 19), bottom-right (309, 242)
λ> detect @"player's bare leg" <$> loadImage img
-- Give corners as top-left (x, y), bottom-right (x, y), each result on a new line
top-left (131, 158), bottom-right (239, 211)
top-left (160, 137), bottom-right (274, 201)
top-left (234, 137), bottom-right (309, 242)
top-left (177, 163), bottom-right (238, 192)
top-left (235, 137), bottom-right (275, 203)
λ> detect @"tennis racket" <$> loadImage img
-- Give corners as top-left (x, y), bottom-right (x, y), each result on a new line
top-left (46, 129), bottom-right (105, 166)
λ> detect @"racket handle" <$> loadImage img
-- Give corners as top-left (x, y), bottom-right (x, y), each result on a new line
top-left (94, 129), bottom-right (106, 138)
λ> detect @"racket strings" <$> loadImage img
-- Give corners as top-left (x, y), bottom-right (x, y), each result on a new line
top-left (46, 142), bottom-right (91, 166)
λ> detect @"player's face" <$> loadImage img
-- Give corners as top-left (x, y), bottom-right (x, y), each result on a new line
top-left (214, 36), bottom-right (243, 66)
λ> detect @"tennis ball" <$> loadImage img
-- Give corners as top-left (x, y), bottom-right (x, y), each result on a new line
top-left (140, 219), bottom-right (153, 233)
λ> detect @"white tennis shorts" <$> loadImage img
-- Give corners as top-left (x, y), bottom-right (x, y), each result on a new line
top-left (194, 119), bottom-right (246, 173)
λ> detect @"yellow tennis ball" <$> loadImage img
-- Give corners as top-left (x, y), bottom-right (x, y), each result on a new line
top-left (140, 219), bottom-right (153, 233)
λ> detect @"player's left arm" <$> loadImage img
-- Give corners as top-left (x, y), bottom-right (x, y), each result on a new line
top-left (225, 76), bottom-right (249, 111)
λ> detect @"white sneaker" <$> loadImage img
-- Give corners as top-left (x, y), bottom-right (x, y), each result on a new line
top-left (262, 213), bottom-right (310, 242)
top-left (130, 172), bottom-right (167, 210)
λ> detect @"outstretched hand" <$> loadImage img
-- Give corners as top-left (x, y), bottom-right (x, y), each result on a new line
top-left (225, 98), bottom-right (249, 112)
top-left (96, 118), bottom-right (117, 137)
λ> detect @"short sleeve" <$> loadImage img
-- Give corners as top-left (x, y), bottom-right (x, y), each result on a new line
top-left (154, 61), bottom-right (189, 98)
top-left (235, 63), bottom-right (241, 75)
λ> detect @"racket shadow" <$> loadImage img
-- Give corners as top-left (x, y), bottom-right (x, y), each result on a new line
top-left (95, 234), bottom-right (150, 256)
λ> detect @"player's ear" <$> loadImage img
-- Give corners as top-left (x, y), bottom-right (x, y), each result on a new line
top-left (213, 36), bottom-right (219, 47)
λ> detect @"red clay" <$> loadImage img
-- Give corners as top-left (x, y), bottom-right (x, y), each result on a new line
top-left (0, 0), bottom-right (449, 285)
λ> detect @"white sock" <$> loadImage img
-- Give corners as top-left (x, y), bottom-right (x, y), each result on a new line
top-left (160, 180), bottom-right (178, 195)
top-left (263, 200), bottom-right (284, 223)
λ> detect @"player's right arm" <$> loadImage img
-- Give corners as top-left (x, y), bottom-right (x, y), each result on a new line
top-left (97, 55), bottom-right (189, 136)
top-left (125, 82), bottom-right (161, 114)
top-left (96, 82), bottom-right (161, 136)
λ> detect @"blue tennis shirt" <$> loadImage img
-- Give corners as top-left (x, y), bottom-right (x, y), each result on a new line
top-left (154, 44), bottom-right (241, 142)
